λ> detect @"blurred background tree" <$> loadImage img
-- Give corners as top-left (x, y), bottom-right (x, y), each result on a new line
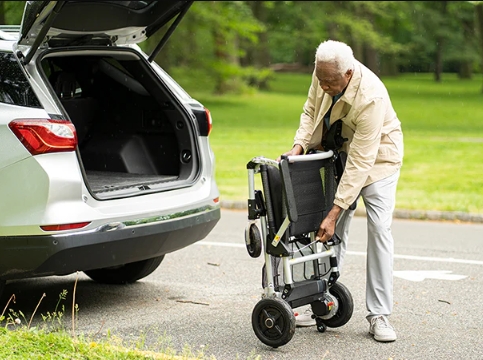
top-left (0, 1), bottom-right (23, 24)
top-left (1, 1), bottom-right (482, 93)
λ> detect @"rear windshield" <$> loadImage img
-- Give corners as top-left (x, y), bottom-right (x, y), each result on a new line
top-left (0, 52), bottom-right (41, 108)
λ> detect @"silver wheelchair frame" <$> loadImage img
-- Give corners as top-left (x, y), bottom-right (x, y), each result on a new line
top-left (245, 151), bottom-right (353, 348)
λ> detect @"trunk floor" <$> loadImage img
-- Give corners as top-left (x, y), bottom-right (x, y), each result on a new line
top-left (86, 171), bottom-right (178, 194)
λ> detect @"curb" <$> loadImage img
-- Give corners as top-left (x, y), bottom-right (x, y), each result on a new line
top-left (220, 200), bottom-right (483, 224)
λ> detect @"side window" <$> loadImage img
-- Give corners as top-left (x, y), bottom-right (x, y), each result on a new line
top-left (0, 52), bottom-right (41, 108)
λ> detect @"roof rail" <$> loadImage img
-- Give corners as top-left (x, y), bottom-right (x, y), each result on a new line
top-left (0, 25), bottom-right (21, 41)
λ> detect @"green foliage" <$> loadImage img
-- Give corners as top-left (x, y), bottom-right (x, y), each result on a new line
top-left (1, 1), bottom-right (25, 24)
top-left (241, 66), bottom-right (274, 90)
top-left (193, 1), bottom-right (265, 44)
top-left (143, 1), bottom-right (267, 94)
top-left (387, 1), bottom-right (479, 74)
top-left (2, 1), bottom-right (482, 92)
top-left (0, 327), bottom-right (207, 359)
top-left (266, 1), bottom-right (330, 65)
top-left (40, 289), bottom-right (69, 330)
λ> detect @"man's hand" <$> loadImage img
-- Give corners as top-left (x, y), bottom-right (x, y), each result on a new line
top-left (316, 205), bottom-right (343, 242)
top-left (276, 144), bottom-right (304, 162)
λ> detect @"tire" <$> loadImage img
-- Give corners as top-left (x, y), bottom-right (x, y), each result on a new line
top-left (320, 281), bottom-right (354, 328)
top-left (252, 297), bottom-right (295, 348)
top-left (246, 223), bottom-right (262, 258)
top-left (84, 255), bottom-right (165, 285)
top-left (315, 318), bottom-right (327, 333)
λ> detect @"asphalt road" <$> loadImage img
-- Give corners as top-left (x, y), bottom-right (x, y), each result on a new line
top-left (2, 209), bottom-right (483, 360)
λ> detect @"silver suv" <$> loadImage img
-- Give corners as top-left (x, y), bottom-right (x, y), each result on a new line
top-left (0, 1), bottom-right (220, 297)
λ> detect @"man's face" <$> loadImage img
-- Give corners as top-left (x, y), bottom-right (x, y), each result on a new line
top-left (315, 61), bottom-right (353, 97)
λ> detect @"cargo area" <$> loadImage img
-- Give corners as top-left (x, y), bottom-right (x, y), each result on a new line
top-left (40, 49), bottom-right (198, 199)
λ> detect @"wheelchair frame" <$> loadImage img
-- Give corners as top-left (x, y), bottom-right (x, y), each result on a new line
top-left (245, 151), bottom-right (353, 348)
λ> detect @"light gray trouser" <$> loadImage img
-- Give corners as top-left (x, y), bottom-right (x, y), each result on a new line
top-left (333, 170), bottom-right (400, 321)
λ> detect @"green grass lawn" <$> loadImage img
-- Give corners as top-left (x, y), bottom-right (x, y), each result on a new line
top-left (183, 72), bottom-right (483, 214)
top-left (0, 326), bottom-right (202, 359)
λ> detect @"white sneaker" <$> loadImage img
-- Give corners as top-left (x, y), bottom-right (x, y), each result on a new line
top-left (369, 315), bottom-right (397, 342)
top-left (294, 307), bottom-right (316, 327)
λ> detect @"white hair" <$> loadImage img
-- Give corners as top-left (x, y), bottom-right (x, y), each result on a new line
top-left (315, 40), bottom-right (355, 75)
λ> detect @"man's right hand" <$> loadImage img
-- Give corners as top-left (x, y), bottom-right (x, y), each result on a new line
top-left (316, 205), bottom-right (342, 242)
top-left (276, 144), bottom-right (304, 162)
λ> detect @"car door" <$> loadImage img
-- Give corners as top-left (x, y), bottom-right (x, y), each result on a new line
top-left (17, 0), bottom-right (192, 64)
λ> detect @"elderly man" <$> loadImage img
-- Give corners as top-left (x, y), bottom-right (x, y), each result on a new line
top-left (280, 40), bottom-right (404, 342)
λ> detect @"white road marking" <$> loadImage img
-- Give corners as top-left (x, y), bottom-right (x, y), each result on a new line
top-left (393, 270), bottom-right (467, 282)
top-left (197, 241), bottom-right (483, 266)
top-left (346, 250), bottom-right (483, 265)
top-left (198, 241), bottom-right (246, 248)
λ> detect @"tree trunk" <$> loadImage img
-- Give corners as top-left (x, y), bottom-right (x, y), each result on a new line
top-left (458, 62), bottom-right (472, 79)
top-left (351, 40), bottom-right (364, 63)
top-left (434, 1), bottom-right (448, 83)
top-left (360, 9), bottom-right (380, 76)
top-left (243, 2), bottom-right (258, 67)
top-left (380, 54), bottom-right (399, 76)
top-left (213, 27), bottom-right (229, 94)
top-left (434, 39), bottom-right (443, 82)
top-left (476, 3), bottom-right (483, 92)
top-left (212, 16), bottom-right (240, 93)
top-left (249, 1), bottom-right (270, 67)
top-left (364, 44), bottom-right (380, 76)
top-left (458, 7), bottom-right (474, 80)
top-left (0, 2), bottom-right (5, 24)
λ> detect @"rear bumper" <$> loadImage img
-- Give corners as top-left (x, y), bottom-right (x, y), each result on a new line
top-left (0, 206), bottom-right (220, 280)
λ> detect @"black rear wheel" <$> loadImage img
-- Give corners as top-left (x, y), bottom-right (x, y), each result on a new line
top-left (320, 281), bottom-right (353, 328)
top-left (84, 255), bottom-right (164, 285)
top-left (252, 297), bottom-right (295, 348)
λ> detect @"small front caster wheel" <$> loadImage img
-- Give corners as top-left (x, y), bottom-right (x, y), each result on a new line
top-left (245, 223), bottom-right (262, 258)
top-left (252, 297), bottom-right (295, 348)
top-left (316, 318), bottom-right (327, 333)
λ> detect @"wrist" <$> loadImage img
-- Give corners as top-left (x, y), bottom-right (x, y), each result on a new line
top-left (292, 144), bottom-right (304, 155)
top-left (328, 205), bottom-right (342, 220)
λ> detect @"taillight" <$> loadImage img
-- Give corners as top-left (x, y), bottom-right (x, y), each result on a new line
top-left (193, 107), bottom-right (213, 136)
top-left (40, 221), bottom-right (90, 231)
top-left (8, 119), bottom-right (77, 155)
top-left (204, 108), bottom-right (213, 136)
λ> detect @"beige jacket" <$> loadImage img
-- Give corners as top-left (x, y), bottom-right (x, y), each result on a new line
top-left (293, 60), bottom-right (404, 210)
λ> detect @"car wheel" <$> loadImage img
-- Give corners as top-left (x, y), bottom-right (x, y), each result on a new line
top-left (84, 255), bottom-right (165, 285)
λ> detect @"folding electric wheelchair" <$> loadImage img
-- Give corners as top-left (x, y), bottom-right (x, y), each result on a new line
top-left (245, 150), bottom-right (354, 348)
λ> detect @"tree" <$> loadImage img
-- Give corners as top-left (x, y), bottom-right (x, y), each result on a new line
top-left (476, 2), bottom-right (483, 92)
top-left (455, 2), bottom-right (478, 79)
top-left (434, 1), bottom-right (449, 82)
top-left (143, 1), bottom-right (264, 94)
top-left (0, 1), bottom-right (25, 25)
top-left (264, 1), bottom-right (412, 75)
top-left (2, 1), bottom-right (483, 93)
top-left (0, 2), bottom-right (5, 25)
top-left (243, 1), bottom-right (271, 68)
